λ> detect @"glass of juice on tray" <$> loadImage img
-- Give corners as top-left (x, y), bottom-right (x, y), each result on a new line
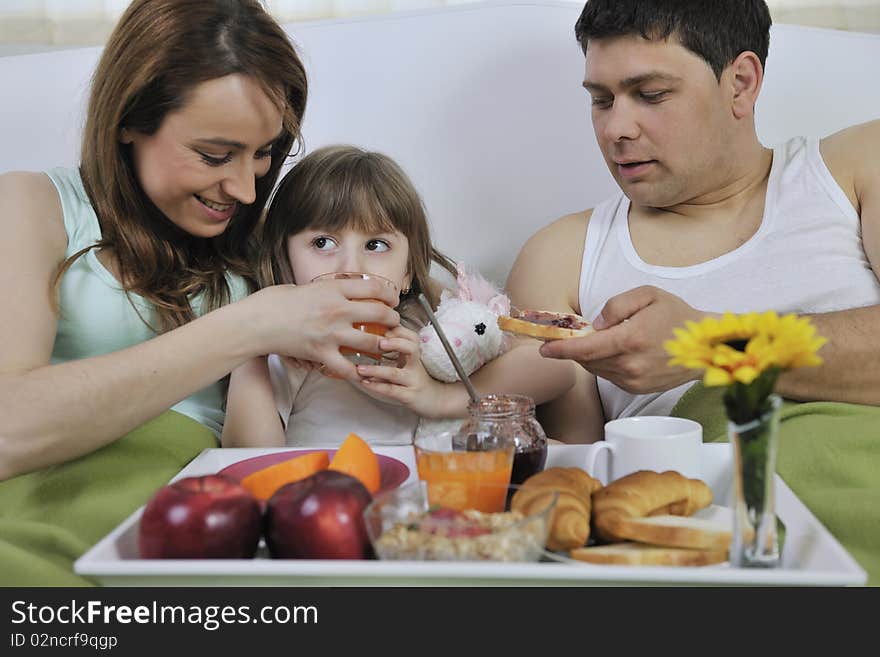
top-left (413, 431), bottom-right (514, 513)
top-left (310, 271), bottom-right (399, 366)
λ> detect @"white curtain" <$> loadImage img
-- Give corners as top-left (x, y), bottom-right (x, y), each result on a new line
top-left (1, 1), bottom-right (878, 52)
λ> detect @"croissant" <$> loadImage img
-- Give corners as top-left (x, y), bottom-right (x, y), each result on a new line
top-left (510, 467), bottom-right (603, 551)
top-left (591, 470), bottom-right (712, 543)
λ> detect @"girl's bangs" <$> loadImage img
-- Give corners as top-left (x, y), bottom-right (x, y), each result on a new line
top-left (303, 180), bottom-right (406, 236)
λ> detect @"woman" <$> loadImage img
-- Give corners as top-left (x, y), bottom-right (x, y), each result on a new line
top-left (0, 0), bottom-right (398, 481)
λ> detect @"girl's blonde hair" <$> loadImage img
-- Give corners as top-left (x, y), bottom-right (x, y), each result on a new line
top-left (55, 0), bottom-right (308, 332)
top-left (258, 145), bottom-right (456, 311)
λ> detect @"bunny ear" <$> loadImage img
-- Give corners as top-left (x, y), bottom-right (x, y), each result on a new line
top-left (487, 292), bottom-right (511, 317)
top-left (455, 261), bottom-right (473, 301)
top-left (455, 261), bottom-right (506, 305)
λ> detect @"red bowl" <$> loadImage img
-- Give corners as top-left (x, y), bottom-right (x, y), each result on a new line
top-left (218, 449), bottom-right (410, 495)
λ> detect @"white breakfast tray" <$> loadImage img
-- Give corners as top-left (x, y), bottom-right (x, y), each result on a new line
top-left (74, 444), bottom-right (867, 586)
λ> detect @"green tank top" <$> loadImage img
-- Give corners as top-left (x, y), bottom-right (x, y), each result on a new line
top-left (46, 167), bottom-right (250, 437)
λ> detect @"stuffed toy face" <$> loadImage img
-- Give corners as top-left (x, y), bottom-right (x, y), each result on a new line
top-left (419, 264), bottom-right (510, 383)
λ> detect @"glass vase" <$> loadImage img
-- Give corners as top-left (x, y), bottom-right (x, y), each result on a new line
top-left (728, 393), bottom-right (782, 568)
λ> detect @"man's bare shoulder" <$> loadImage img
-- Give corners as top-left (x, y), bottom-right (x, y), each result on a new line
top-left (821, 120), bottom-right (880, 198)
top-left (823, 120), bottom-right (880, 215)
top-left (521, 209), bottom-right (593, 255)
top-left (506, 209), bottom-right (594, 313)
top-left (822, 119), bottom-right (880, 151)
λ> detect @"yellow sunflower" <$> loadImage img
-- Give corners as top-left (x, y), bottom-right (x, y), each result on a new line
top-left (663, 311), bottom-right (826, 387)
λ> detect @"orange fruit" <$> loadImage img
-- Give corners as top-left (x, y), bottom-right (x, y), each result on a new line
top-left (239, 451), bottom-right (330, 501)
top-left (328, 433), bottom-right (381, 494)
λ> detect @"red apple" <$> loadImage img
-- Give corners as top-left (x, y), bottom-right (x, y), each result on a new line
top-left (265, 470), bottom-right (372, 559)
top-left (138, 474), bottom-right (262, 559)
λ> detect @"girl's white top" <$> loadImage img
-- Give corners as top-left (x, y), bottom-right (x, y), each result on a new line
top-left (268, 355), bottom-right (418, 446)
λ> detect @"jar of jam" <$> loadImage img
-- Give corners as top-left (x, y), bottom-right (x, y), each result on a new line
top-left (453, 394), bottom-right (548, 485)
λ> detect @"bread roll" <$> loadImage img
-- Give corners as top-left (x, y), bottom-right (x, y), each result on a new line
top-left (591, 470), bottom-right (712, 543)
top-left (511, 467), bottom-right (602, 551)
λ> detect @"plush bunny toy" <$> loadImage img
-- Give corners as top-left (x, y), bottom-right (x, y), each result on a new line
top-left (419, 262), bottom-right (511, 382)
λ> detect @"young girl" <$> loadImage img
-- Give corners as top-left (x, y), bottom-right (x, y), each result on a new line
top-left (223, 145), bottom-right (458, 446)
top-left (223, 145), bottom-right (588, 447)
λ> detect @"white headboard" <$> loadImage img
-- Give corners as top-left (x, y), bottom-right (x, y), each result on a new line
top-left (2, 1), bottom-right (879, 284)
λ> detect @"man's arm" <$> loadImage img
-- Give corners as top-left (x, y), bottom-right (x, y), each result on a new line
top-left (778, 306), bottom-right (880, 404)
top-left (503, 211), bottom-right (605, 443)
top-left (777, 119), bottom-right (880, 404)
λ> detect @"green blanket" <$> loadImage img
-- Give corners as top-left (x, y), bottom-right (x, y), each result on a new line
top-left (672, 384), bottom-right (880, 586)
top-left (0, 411), bottom-right (216, 586)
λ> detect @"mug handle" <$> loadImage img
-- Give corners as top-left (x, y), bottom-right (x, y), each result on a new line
top-left (584, 442), bottom-right (613, 483)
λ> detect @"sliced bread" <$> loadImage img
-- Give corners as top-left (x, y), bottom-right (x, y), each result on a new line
top-left (497, 309), bottom-right (593, 341)
top-left (604, 514), bottom-right (744, 551)
top-left (569, 542), bottom-right (727, 567)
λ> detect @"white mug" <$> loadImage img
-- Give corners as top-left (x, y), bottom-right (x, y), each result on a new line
top-left (585, 416), bottom-right (702, 483)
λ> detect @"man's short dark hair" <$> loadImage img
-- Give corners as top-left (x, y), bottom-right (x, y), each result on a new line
top-left (575, 0), bottom-right (772, 80)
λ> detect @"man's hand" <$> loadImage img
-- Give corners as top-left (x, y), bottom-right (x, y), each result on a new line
top-left (539, 286), bottom-right (710, 393)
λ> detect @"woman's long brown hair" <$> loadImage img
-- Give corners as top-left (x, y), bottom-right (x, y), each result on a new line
top-left (55, 0), bottom-right (308, 332)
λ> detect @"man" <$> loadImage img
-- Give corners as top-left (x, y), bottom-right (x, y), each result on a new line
top-left (508, 0), bottom-right (880, 425)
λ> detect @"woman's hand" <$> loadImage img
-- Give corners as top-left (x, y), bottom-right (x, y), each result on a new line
top-left (354, 325), bottom-right (464, 419)
top-left (242, 279), bottom-right (401, 380)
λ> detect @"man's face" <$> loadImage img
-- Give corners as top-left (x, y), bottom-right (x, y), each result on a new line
top-left (584, 34), bottom-right (733, 207)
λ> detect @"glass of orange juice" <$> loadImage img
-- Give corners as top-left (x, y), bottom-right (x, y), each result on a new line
top-left (413, 431), bottom-right (514, 513)
top-left (310, 272), bottom-right (399, 366)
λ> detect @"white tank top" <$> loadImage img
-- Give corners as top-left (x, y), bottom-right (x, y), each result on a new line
top-left (578, 136), bottom-right (880, 420)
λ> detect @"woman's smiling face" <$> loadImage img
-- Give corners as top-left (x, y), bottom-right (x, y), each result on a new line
top-left (121, 73), bottom-right (284, 238)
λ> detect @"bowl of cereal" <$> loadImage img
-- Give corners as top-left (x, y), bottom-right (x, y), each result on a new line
top-left (363, 480), bottom-right (557, 561)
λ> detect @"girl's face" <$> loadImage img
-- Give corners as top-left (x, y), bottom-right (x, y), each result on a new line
top-left (287, 226), bottom-right (412, 296)
top-left (121, 74), bottom-right (284, 238)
